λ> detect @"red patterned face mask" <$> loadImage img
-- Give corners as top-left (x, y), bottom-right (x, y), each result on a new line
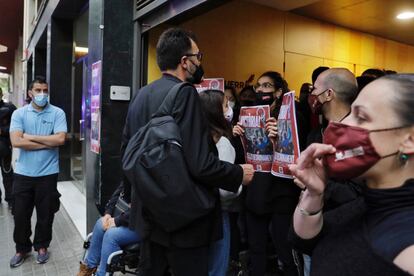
top-left (323, 122), bottom-right (403, 180)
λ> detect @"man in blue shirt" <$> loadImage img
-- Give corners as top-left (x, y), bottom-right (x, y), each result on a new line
top-left (9, 76), bottom-right (67, 267)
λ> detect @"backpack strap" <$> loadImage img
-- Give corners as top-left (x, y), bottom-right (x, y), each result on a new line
top-left (152, 82), bottom-right (193, 118)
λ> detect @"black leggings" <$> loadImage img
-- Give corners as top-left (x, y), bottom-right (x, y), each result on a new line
top-left (246, 210), bottom-right (298, 276)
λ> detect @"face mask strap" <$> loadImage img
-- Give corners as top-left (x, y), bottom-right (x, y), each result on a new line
top-left (380, 150), bottom-right (399, 159)
top-left (369, 125), bottom-right (409, 133)
top-left (339, 110), bottom-right (351, 123)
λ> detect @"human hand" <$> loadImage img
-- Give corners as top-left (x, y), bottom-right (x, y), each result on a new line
top-left (265, 117), bottom-right (278, 141)
top-left (240, 164), bottom-right (254, 186)
top-left (107, 218), bottom-right (116, 229)
top-left (23, 133), bottom-right (33, 140)
top-left (232, 122), bottom-right (245, 137)
top-left (102, 214), bottom-right (112, 230)
top-left (288, 143), bottom-right (335, 196)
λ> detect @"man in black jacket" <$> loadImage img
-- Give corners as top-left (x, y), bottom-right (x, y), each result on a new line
top-left (0, 87), bottom-right (16, 207)
top-left (121, 28), bottom-right (254, 276)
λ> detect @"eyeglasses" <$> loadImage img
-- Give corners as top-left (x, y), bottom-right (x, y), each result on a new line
top-left (311, 87), bottom-right (329, 96)
top-left (185, 52), bottom-right (203, 62)
top-left (254, 82), bottom-right (274, 91)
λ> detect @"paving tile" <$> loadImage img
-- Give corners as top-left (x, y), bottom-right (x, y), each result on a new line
top-left (0, 196), bottom-right (83, 276)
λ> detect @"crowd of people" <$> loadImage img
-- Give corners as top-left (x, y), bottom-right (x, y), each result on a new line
top-left (2, 26), bottom-right (413, 276)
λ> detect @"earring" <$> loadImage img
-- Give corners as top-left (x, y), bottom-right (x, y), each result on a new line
top-left (398, 152), bottom-right (409, 166)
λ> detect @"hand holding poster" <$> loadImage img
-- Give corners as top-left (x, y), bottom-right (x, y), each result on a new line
top-left (239, 105), bottom-right (273, 172)
top-left (271, 91), bottom-right (300, 178)
top-left (194, 78), bottom-right (225, 93)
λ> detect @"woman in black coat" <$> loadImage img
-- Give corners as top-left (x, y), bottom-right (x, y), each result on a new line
top-left (290, 74), bottom-right (414, 275)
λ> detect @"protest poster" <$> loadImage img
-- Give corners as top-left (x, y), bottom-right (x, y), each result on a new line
top-left (239, 105), bottom-right (273, 172)
top-left (194, 78), bottom-right (225, 93)
top-left (271, 91), bottom-right (300, 178)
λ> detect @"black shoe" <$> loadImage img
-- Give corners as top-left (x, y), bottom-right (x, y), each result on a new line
top-left (10, 253), bottom-right (27, 268)
top-left (36, 248), bottom-right (49, 264)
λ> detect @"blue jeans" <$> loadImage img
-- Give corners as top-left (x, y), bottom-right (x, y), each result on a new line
top-left (208, 211), bottom-right (230, 276)
top-left (303, 254), bottom-right (311, 276)
top-left (85, 217), bottom-right (140, 276)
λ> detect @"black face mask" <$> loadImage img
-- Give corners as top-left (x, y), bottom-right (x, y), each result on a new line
top-left (186, 60), bottom-right (204, 84)
top-left (255, 92), bottom-right (275, 106)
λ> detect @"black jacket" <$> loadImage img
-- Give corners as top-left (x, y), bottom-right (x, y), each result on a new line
top-left (104, 181), bottom-right (131, 227)
top-left (121, 73), bottom-right (243, 248)
top-left (0, 100), bottom-right (16, 142)
top-left (0, 100), bottom-right (16, 157)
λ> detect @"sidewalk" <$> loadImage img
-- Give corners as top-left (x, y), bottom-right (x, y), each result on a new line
top-left (0, 199), bottom-right (84, 276)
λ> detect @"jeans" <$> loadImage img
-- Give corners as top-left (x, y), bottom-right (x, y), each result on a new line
top-left (303, 254), bottom-right (311, 276)
top-left (85, 218), bottom-right (140, 276)
top-left (208, 211), bottom-right (230, 276)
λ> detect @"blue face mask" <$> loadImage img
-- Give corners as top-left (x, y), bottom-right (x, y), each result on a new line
top-left (33, 93), bottom-right (49, 107)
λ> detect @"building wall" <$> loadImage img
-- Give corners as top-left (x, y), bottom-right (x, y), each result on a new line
top-left (147, 0), bottom-right (414, 93)
top-left (11, 37), bottom-right (25, 106)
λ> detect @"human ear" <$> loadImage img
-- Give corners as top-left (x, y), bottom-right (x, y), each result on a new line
top-left (180, 56), bottom-right (188, 69)
top-left (325, 89), bottom-right (334, 101)
top-left (400, 127), bottom-right (414, 155)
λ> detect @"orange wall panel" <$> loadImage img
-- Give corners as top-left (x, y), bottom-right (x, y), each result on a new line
top-left (147, 0), bottom-right (414, 92)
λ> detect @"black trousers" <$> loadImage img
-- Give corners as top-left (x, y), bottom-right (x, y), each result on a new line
top-left (246, 210), bottom-right (298, 276)
top-left (141, 241), bottom-right (209, 276)
top-left (229, 211), bottom-right (243, 261)
top-left (12, 173), bottom-right (60, 253)
top-left (0, 152), bottom-right (14, 203)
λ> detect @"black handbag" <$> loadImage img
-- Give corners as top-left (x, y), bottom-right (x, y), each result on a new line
top-left (112, 193), bottom-right (130, 217)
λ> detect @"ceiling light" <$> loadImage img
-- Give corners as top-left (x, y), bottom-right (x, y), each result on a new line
top-left (75, 46), bottom-right (88, 54)
top-left (0, 66), bottom-right (7, 70)
top-left (396, 11), bottom-right (414, 20)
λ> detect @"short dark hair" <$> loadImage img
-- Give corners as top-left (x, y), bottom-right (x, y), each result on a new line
top-left (29, 76), bottom-right (47, 90)
top-left (384, 74), bottom-right (414, 126)
top-left (199, 89), bottom-right (232, 139)
top-left (361, 68), bottom-right (385, 78)
top-left (224, 85), bottom-right (236, 95)
top-left (312, 66), bottom-right (329, 84)
top-left (385, 70), bottom-right (397, 75)
top-left (356, 75), bottom-right (376, 93)
top-left (239, 85), bottom-right (256, 102)
top-left (156, 28), bottom-right (197, 71)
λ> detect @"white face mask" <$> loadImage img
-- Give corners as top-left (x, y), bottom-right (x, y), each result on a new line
top-left (224, 105), bottom-right (234, 123)
top-left (228, 100), bottom-right (236, 109)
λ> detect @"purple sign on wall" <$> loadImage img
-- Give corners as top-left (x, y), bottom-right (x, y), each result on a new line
top-left (90, 61), bottom-right (102, 154)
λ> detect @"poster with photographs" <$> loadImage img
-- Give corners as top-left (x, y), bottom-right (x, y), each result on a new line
top-left (194, 78), bottom-right (225, 93)
top-left (271, 91), bottom-right (300, 178)
top-left (90, 61), bottom-right (101, 154)
top-left (239, 105), bottom-right (273, 172)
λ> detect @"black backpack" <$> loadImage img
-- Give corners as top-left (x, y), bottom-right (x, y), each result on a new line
top-left (122, 82), bottom-right (216, 232)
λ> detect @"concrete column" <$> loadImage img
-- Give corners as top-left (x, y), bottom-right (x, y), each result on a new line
top-left (86, 0), bottom-right (134, 231)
